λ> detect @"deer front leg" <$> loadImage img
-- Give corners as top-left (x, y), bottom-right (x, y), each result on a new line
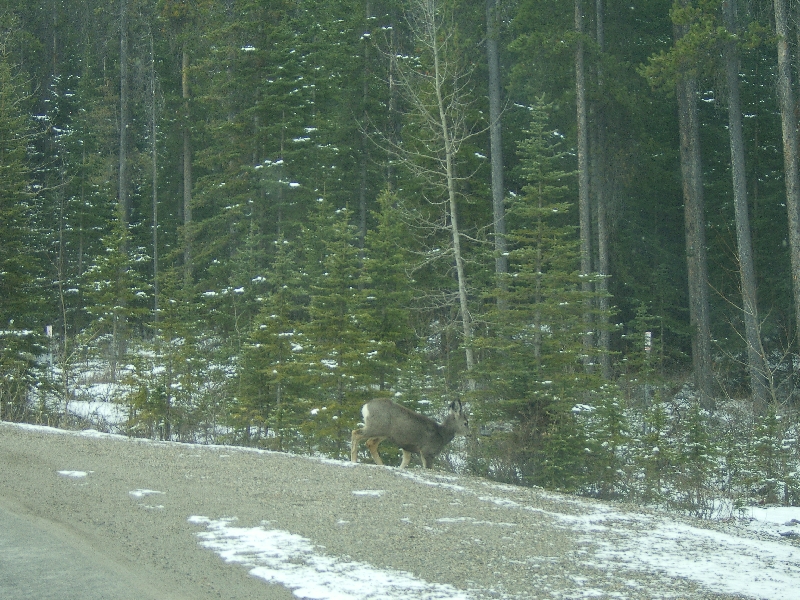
top-left (365, 437), bottom-right (385, 465)
top-left (399, 449), bottom-right (413, 469)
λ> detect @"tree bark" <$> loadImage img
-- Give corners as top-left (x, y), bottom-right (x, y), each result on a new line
top-left (724, 0), bottom-right (768, 408)
top-left (118, 0), bottom-right (129, 227)
top-left (432, 23), bottom-right (474, 376)
top-left (387, 24), bottom-right (398, 192)
top-left (486, 0), bottom-right (507, 299)
top-left (358, 0), bottom-right (372, 251)
top-left (115, 0), bottom-right (130, 373)
top-left (593, 0), bottom-right (611, 379)
top-left (675, 40), bottom-right (714, 410)
top-left (182, 44), bottom-right (193, 288)
top-left (151, 32), bottom-right (159, 324)
top-left (575, 0), bottom-right (593, 363)
top-left (773, 0), bottom-right (800, 358)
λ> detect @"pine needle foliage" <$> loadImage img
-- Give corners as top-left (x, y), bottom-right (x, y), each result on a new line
top-left (473, 97), bottom-right (612, 490)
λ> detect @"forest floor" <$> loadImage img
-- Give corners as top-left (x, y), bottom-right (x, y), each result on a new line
top-left (1, 421), bottom-right (798, 599)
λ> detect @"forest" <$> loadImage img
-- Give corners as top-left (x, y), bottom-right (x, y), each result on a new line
top-left (1, 0), bottom-right (800, 513)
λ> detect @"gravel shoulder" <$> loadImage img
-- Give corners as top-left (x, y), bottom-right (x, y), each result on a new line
top-left (0, 422), bottom-right (752, 599)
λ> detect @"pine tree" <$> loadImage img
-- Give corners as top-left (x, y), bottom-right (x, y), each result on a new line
top-left (127, 264), bottom-right (203, 442)
top-left (675, 402), bottom-right (717, 515)
top-left (0, 18), bottom-right (45, 420)
top-left (475, 97), bottom-right (607, 489)
top-left (81, 217), bottom-right (151, 377)
top-left (238, 235), bottom-right (309, 450)
top-left (298, 199), bottom-right (375, 457)
top-left (361, 191), bottom-right (418, 391)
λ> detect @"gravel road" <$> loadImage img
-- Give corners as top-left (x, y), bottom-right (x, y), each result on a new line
top-left (0, 422), bottom-right (752, 599)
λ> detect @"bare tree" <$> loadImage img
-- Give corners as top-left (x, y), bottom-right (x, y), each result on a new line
top-left (383, 0), bottom-right (478, 380)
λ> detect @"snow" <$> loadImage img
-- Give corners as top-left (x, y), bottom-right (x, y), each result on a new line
top-left (184, 479), bottom-right (800, 600)
top-left (57, 470), bottom-right (89, 478)
top-left (128, 489), bottom-right (164, 499)
top-left (66, 400), bottom-right (127, 429)
top-left (351, 489), bottom-right (385, 497)
top-left (6, 422), bottom-right (800, 599)
top-left (188, 516), bottom-right (471, 600)
top-left (588, 518), bottom-right (800, 599)
top-left (195, 466), bottom-right (797, 599)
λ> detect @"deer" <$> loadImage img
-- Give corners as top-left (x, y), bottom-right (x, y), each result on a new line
top-left (350, 398), bottom-right (469, 469)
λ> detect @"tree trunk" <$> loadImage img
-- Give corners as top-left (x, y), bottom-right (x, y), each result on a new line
top-left (182, 44), bottom-right (193, 288)
top-left (394, 0), bottom-right (475, 385)
top-left (676, 41), bottom-right (714, 410)
top-left (575, 0), bottom-right (593, 362)
top-left (774, 0), bottom-right (800, 357)
top-left (387, 22), bottom-right (398, 192)
top-left (150, 33), bottom-right (159, 325)
top-left (116, 0), bottom-right (130, 374)
top-left (358, 0), bottom-right (372, 251)
top-left (593, 0), bottom-right (611, 379)
top-left (119, 0), bottom-right (129, 227)
top-left (431, 22), bottom-right (474, 377)
top-left (486, 0), bottom-right (507, 300)
top-left (724, 0), bottom-right (768, 408)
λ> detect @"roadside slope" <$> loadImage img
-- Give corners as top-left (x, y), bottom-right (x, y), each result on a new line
top-left (0, 422), bottom-right (771, 599)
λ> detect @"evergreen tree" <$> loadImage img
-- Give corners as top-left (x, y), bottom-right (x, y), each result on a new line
top-left (475, 97), bottom-right (607, 489)
top-left (0, 17), bottom-right (45, 420)
top-left (582, 389), bottom-right (630, 499)
top-left (238, 235), bottom-right (310, 450)
top-left (298, 199), bottom-right (376, 457)
top-left (361, 191), bottom-right (418, 391)
top-left (81, 217), bottom-right (151, 376)
top-left (674, 402), bottom-right (717, 515)
top-left (634, 397), bottom-right (675, 506)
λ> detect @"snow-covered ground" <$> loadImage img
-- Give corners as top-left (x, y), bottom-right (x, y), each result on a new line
top-left (65, 400), bottom-right (128, 432)
top-left (189, 515), bottom-right (473, 600)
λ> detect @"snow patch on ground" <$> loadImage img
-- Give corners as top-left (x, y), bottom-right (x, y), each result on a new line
top-left (587, 517), bottom-right (800, 599)
top-left (398, 469), bottom-right (800, 600)
top-left (57, 470), bottom-right (89, 478)
top-left (351, 489), bottom-right (384, 497)
top-left (188, 516), bottom-right (474, 600)
top-left (129, 489), bottom-right (164, 499)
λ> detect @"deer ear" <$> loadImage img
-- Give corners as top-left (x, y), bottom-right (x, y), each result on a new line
top-left (449, 401), bottom-right (457, 411)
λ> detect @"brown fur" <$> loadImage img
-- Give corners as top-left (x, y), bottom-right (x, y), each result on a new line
top-left (350, 399), bottom-right (469, 468)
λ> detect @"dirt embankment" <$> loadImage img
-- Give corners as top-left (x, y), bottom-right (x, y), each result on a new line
top-left (0, 423), bottom-right (745, 599)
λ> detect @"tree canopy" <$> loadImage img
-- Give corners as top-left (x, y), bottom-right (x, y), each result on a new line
top-left (2, 0), bottom-right (800, 509)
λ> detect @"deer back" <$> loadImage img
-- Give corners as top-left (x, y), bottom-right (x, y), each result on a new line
top-left (361, 398), bottom-right (468, 456)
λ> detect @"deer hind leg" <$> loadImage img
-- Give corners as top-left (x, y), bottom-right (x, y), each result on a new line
top-left (365, 437), bottom-right (385, 465)
top-left (399, 449), bottom-right (413, 469)
top-left (350, 429), bottom-right (364, 463)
